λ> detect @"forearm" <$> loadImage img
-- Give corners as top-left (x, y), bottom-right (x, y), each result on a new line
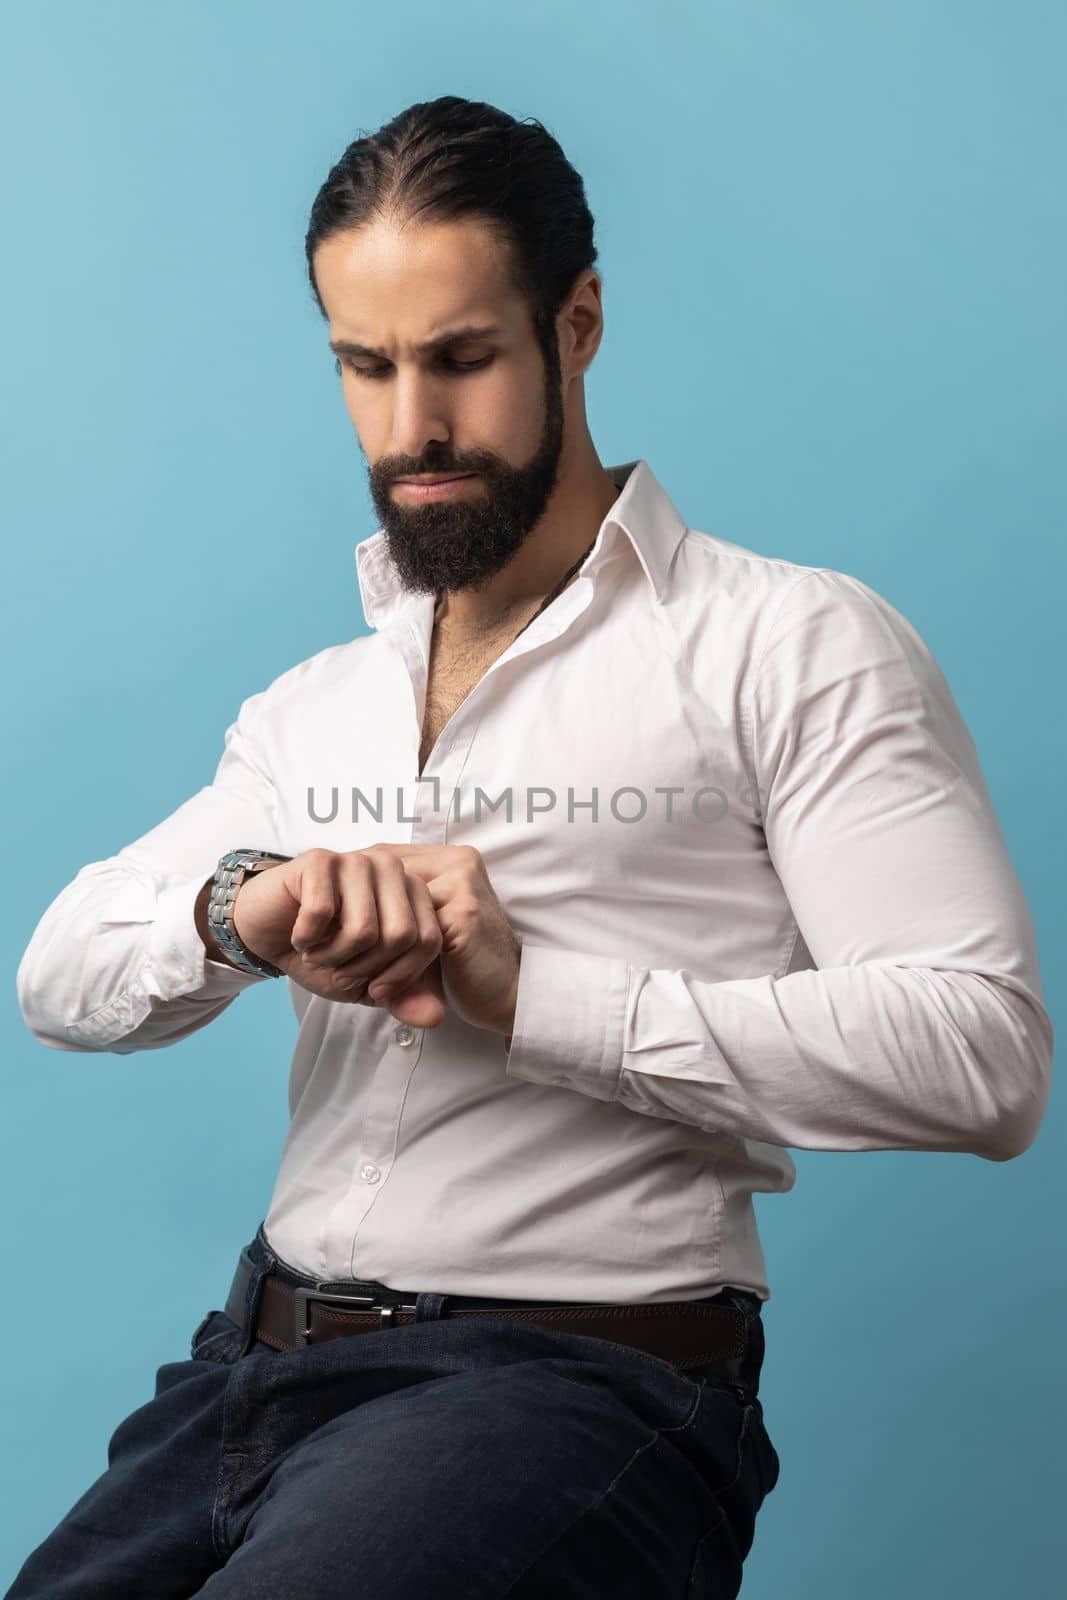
top-left (503, 945), bottom-right (1053, 1162)
top-left (16, 684), bottom-right (288, 1053)
top-left (17, 861), bottom-right (268, 1053)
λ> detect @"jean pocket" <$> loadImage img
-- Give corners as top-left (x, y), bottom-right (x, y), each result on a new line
top-left (189, 1307), bottom-right (245, 1365)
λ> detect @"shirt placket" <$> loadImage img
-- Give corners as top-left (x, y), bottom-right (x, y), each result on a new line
top-left (324, 578), bottom-right (598, 1282)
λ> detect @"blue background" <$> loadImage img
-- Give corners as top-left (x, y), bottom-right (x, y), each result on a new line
top-left (2, 1), bottom-right (1063, 1592)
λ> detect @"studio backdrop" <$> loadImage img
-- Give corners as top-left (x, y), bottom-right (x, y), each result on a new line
top-left (2, 3), bottom-right (1062, 1596)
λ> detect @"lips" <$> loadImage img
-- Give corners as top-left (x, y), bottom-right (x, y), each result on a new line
top-left (393, 474), bottom-right (479, 502)
top-left (395, 474), bottom-right (473, 486)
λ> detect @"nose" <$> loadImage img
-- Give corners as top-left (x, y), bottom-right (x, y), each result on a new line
top-left (388, 370), bottom-right (454, 464)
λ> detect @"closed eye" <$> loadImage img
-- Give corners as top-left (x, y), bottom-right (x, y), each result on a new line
top-left (335, 355), bottom-right (494, 381)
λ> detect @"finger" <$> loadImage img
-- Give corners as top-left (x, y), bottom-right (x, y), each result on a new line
top-left (289, 850), bottom-right (340, 952)
top-left (302, 851), bottom-right (378, 968)
top-left (383, 843), bottom-right (481, 885)
top-left (308, 848), bottom-right (412, 971)
top-left (358, 967), bottom-right (447, 1028)
top-left (365, 874), bottom-right (443, 997)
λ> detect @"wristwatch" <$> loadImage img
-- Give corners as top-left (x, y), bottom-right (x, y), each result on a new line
top-left (206, 848), bottom-right (293, 977)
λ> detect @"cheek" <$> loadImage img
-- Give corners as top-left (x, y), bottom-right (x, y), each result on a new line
top-left (471, 370), bottom-right (542, 451)
top-left (340, 386), bottom-right (381, 453)
top-left (340, 383), bottom-right (363, 426)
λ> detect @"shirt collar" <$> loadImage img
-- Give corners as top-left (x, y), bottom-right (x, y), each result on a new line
top-left (354, 458), bottom-right (688, 631)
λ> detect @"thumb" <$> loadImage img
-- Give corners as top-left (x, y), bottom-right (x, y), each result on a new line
top-left (381, 957), bottom-right (447, 1030)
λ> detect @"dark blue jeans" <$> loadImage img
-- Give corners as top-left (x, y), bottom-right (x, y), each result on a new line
top-left (5, 1225), bottom-right (780, 1598)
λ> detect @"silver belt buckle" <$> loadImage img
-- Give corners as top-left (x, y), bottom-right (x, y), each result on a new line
top-left (292, 1287), bottom-right (418, 1345)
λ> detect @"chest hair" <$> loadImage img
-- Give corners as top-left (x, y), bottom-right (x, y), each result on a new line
top-left (418, 619), bottom-right (525, 776)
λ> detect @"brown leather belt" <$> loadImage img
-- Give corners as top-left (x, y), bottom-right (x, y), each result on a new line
top-left (224, 1248), bottom-right (750, 1380)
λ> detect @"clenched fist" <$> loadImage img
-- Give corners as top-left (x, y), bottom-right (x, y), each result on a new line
top-left (197, 843), bottom-right (523, 1039)
top-left (372, 843), bottom-right (522, 1038)
top-left (198, 846), bottom-right (447, 1030)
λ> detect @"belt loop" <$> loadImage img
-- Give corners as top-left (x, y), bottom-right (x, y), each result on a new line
top-left (237, 1231), bottom-right (277, 1357)
top-left (414, 1291), bottom-right (448, 1322)
top-left (727, 1291), bottom-right (764, 1396)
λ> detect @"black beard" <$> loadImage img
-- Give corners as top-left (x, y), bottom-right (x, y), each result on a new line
top-left (365, 337), bottom-right (566, 599)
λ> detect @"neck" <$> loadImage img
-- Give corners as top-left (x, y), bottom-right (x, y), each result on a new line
top-left (435, 457), bottom-right (621, 635)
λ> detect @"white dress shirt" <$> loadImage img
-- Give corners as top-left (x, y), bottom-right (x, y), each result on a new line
top-left (16, 459), bottom-right (1053, 1302)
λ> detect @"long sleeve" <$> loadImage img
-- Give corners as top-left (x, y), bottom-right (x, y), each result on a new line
top-left (16, 689), bottom-right (284, 1053)
top-left (504, 569), bottom-right (1053, 1162)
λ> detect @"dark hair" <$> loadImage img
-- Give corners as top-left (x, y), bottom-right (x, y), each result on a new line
top-left (304, 95), bottom-right (599, 363)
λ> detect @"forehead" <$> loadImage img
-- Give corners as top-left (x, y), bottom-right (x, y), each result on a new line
top-left (313, 217), bottom-right (527, 343)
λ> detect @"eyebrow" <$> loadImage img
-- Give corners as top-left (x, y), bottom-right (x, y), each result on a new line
top-left (329, 323), bottom-right (504, 360)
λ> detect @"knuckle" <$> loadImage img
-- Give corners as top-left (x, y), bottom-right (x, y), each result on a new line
top-left (301, 891), bottom-right (335, 915)
top-left (383, 923), bottom-right (419, 958)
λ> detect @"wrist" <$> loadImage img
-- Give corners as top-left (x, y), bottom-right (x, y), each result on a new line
top-left (195, 875), bottom-right (241, 969)
top-left (205, 849), bottom-right (292, 978)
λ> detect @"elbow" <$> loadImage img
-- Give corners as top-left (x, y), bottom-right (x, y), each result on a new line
top-left (976, 1036), bottom-right (1053, 1163)
top-left (24, 1026), bottom-right (108, 1055)
top-left (962, 974), bottom-right (1054, 1162)
top-left (15, 970), bottom-right (75, 1051)
top-left (16, 975), bottom-right (95, 1054)
top-left (15, 934), bottom-right (92, 1050)
top-left (16, 967), bottom-right (129, 1055)
top-left (978, 1079), bottom-right (1050, 1162)
top-left (16, 973), bottom-right (112, 1054)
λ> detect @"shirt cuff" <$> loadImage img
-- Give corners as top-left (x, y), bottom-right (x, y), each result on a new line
top-left (503, 944), bottom-right (629, 1099)
top-left (143, 876), bottom-right (273, 1002)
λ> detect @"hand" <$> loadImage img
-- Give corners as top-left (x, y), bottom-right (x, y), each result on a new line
top-left (365, 844), bottom-right (522, 1038)
top-left (230, 847), bottom-right (447, 1029)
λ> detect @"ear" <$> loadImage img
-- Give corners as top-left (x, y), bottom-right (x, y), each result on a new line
top-left (558, 270), bottom-right (605, 378)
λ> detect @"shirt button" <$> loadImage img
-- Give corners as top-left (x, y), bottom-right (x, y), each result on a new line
top-left (394, 1023), bottom-right (417, 1047)
top-left (360, 1163), bottom-right (381, 1184)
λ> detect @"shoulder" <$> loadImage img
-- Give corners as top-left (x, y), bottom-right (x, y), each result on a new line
top-left (680, 529), bottom-right (925, 651)
top-left (675, 526), bottom-right (825, 616)
top-left (670, 526), bottom-right (838, 658)
top-left (747, 564), bottom-right (933, 682)
top-left (232, 634), bottom-right (381, 726)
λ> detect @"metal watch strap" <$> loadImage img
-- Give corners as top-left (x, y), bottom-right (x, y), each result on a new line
top-left (206, 849), bottom-right (293, 978)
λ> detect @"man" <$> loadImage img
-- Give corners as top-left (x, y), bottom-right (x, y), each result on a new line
top-left (10, 94), bottom-right (1051, 1598)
